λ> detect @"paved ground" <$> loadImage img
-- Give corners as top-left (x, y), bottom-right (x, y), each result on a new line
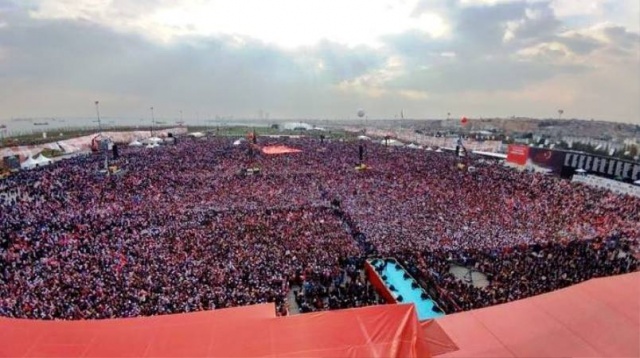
top-left (286, 285), bottom-right (301, 315)
top-left (449, 264), bottom-right (490, 288)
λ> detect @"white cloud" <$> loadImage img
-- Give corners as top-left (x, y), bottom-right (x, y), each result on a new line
top-left (517, 41), bottom-right (576, 62)
top-left (503, 20), bottom-right (520, 42)
top-left (550, 0), bottom-right (640, 32)
top-left (28, 0), bottom-right (450, 48)
top-left (458, 0), bottom-right (520, 6)
top-left (550, 0), bottom-right (606, 18)
top-left (1, 0), bottom-right (637, 122)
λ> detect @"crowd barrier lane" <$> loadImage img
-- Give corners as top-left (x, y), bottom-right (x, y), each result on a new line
top-left (410, 267), bottom-right (462, 313)
top-left (364, 261), bottom-right (396, 304)
top-left (366, 257), bottom-right (464, 314)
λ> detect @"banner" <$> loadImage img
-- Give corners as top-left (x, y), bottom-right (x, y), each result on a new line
top-left (527, 147), bottom-right (566, 174)
top-left (506, 144), bottom-right (529, 166)
top-left (564, 152), bottom-right (640, 182)
top-left (572, 175), bottom-right (640, 198)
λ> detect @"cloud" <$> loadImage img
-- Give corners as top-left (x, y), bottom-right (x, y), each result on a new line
top-left (381, 2), bottom-right (581, 92)
top-left (25, 0), bottom-right (452, 48)
top-left (0, 0), bottom-right (638, 123)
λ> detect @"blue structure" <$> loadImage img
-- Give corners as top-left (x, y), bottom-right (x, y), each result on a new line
top-left (368, 258), bottom-right (445, 321)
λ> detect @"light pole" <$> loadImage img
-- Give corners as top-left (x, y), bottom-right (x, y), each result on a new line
top-left (95, 101), bottom-right (102, 132)
top-left (95, 100), bottom-right (108, 174)
top-left (150, 106), bottom-right (155, 136)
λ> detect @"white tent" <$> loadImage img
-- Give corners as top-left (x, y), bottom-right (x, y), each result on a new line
top-left (35, 155), bottom-right (52, 166)
top-left (357, 135), bottom-right (371, 140)
top-left (435, 148), bottom-right (443, 153)
top-left (146, 137), bottom-right (163, 144)
top-left (233, 138), bottom-right (246, 146)
top-left (406, 143), bottom-right (422, 149)
top-left (381, 139), bottom-right (404, 146)
top-left (20, 156), bottom-right (39, 170)
top-left (634, 180), bottom-right (640, 186)
top-left (146, 143), bottom-right (160, 149)
top-left (575, 168), bottom-right (587, 173)
top-left (129, 140), bottom-right (143, 147)
top-left (188, 132), bottom-right (205, 138)
top-left (425, 147), bottom-right (433, 151)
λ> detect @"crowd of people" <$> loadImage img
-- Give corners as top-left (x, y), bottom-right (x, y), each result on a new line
top-left (0, 135), bottom-right (638, 319)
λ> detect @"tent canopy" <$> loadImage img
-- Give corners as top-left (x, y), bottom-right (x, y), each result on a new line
top-left (20, 156), bottom-right (39, 169)
top-left (35, 154), bottom-right (52, 165)
top-left (145, 137), bottom-right (163, 144)
top-left (382, 139), bottom-right (404, 146)
top-left (0, 302), bottom-right (439, 357)
top-left (438, 272), bottom-right (639, 358)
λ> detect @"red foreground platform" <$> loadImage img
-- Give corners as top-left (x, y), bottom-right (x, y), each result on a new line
top-left (438, 271), bottom-right (640, 357)
top-left (1, 272), bottom-right (637, 357)
top-left (1, 302), bottom-right (448, 357)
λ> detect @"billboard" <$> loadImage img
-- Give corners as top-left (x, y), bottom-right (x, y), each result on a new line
top-left (563, 152), bottom-right (640, 182)
top-left (506, 144), bottom-right (529, 166)
top-left (527, 147), bottom-right (566, 174)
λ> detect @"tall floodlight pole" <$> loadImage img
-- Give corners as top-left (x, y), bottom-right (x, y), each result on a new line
top-left (180, 110), bottom-right (183, 124)
top-left (95, 101), bottom-right (102, 132)
top-left (150, 106), bottom-right (155, 136)
top-left (95, 100), bottom-right (108, 174)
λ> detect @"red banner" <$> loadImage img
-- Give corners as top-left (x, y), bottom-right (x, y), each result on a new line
top-left (506, 144), bottom-right (529, 166)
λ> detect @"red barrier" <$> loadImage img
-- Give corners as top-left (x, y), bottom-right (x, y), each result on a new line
top-left (364, 261), bottom-right (396, 304)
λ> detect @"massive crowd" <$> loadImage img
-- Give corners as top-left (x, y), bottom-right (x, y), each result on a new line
top-left (0, 135), bottom-right (638, 319)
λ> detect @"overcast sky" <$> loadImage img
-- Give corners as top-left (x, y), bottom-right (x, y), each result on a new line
top-left (0, 0), bottom-right (638, 123)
